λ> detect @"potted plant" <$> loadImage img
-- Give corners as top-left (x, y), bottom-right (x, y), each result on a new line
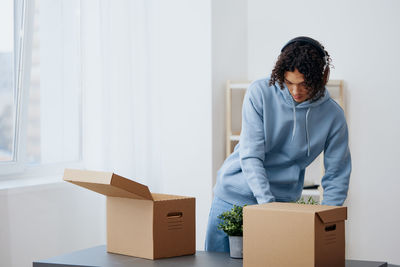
top-left (296, 196), bottom-right (319, 205)
top-left (217, 205), bottom-right (246, 259)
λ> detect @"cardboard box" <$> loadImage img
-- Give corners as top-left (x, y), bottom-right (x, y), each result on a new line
top-left (63, 168), bottom-right (196, 260)
top-left (244, 202), bottom-right (347, 267)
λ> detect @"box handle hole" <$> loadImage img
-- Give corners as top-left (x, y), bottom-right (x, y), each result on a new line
top-left (167, 212), bottom-right (183, 218)
top-left (325, 224), bottom-right (336, 232)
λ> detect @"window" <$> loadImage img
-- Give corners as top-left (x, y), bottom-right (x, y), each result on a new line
top-left (0, 0), bottom-right (15, 163)
top-left (0, 0), bottom-right (82, 178)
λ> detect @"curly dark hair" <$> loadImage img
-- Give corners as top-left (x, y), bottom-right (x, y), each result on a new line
top-left (269, 40), bottom-right (333, 101)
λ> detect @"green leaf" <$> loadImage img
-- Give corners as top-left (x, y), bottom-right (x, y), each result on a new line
top-left (295, 196), bottom-right (319, 205)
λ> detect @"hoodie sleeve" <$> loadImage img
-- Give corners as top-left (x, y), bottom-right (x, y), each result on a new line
top-left (321, 114), bottom-right (351, 206)
top-left (239, 84), bottom-right (275, 204)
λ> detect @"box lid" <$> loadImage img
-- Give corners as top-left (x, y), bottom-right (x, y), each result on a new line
top-left (63, 169), bottom-right (153, 200)
top-left (316, 206), bottom-right (347, 223)
top-left (245, 202), bottom-right (347, 223)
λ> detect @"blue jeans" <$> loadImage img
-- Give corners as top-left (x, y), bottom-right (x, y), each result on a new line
top-left (204, 196), bottom-right (235, 252)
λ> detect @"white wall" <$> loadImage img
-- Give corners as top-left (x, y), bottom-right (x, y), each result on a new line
top-left (0, 182), bottom-right (106, 267)
top-left (212, 0), bottom-right (248, 188)
top-left (247, 0), bottom-right (400, 264)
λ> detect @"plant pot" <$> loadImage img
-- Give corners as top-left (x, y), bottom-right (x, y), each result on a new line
top-left (228, 235), bottom-right (243, 259)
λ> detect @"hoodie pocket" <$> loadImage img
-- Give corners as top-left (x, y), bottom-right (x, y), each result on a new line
top-left (266, 164), bottom-right (301, 184)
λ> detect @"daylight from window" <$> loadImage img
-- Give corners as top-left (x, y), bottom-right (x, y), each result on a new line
top-left (0, 0), bottom-right (82, 170)
top-left (0, 0), bottom-right (15, 162)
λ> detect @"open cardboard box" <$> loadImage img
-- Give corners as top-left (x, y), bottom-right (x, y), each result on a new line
top-left (244, 202), bottom-right (347, 267)
top-left (63, 168), bottom-right (196, 260)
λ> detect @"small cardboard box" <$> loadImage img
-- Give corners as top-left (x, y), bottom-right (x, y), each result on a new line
top-left (63, 168), bottom-right (196, 260)
top-left (244, 202), bottom-right (347, 267)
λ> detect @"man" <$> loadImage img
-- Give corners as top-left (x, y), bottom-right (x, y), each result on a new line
top-left (205, 36), bottom-right (351, 252)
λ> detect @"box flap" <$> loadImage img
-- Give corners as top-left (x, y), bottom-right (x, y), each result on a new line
top-left (246, 202), bottom-right (340, 213)
top-left (245, 203), bottom-right (348, 222)
top-left (151, 193), bottom-right (195, 201)
top-left (316, 206), bottom-right (347, 223)
top-left (63, 169), bottom-right (153, 200)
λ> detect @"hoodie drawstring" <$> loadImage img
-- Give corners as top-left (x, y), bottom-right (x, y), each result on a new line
top-left (291, 103), bottom-right (311, 157)
top-left (291, 104), bottom-right (297, 141)
top-left (305, 107), bottom-right (311, 157)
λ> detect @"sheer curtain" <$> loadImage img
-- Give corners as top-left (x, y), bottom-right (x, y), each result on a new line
top-left (80, 0), bottom-right (213, 250)
top-left (80, 0), bottom-right (162, 190)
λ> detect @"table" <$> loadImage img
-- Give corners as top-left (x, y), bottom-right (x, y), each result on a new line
top-left (33, 245), bottom-right (398, 267)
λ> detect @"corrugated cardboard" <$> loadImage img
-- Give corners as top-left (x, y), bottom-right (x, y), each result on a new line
top-left (63, 169), bottom-right (196, 260)
top-left (243, 202), bottom-right (347, 267)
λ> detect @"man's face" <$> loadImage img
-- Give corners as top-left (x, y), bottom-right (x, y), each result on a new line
top-left (284, 69), bottom-right (309, 103)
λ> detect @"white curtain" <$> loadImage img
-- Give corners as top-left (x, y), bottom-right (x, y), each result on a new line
top-left (80, 0), bottom-right (213, 250)
top-left (80, 0), bottom-right (162, 190)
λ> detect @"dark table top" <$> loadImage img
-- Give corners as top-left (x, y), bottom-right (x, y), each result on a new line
top-left (33, 245), bottom-right (398, 267)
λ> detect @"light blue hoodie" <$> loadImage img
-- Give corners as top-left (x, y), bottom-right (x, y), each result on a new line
top-left (214, 77), bottom-right (351, 206)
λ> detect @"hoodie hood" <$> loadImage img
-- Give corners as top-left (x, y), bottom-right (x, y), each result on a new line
top-left (280, 82), bottom-right (331, 108)
top-left (279, 83), bottom-right (331, 156)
